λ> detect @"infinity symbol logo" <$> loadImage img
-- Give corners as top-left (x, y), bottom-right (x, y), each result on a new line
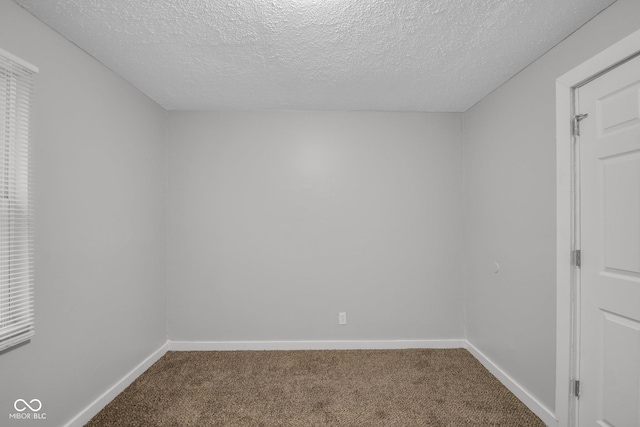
top-left (14, 399), bottom-right (42, 412)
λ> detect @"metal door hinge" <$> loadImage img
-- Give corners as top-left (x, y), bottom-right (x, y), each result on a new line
top-left (573, 113), bottom-right (589, 136)
top-left (572, 380), bottom-right (580, 398)
top-left (572, 249), bottom-right (581, 268)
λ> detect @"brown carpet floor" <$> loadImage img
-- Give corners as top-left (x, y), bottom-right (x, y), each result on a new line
top-left (86, 349), bottom-right (544, 426)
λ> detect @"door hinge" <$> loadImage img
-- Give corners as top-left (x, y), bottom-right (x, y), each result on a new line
top-left (572, 249), bottom-right (581, 268)
top-left (572, 380), bottom-right (580, 398)
top-left (572, 113), bottom-right (589, 136)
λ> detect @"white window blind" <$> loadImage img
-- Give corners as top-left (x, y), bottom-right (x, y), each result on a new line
top-left (0, 49), bottom-right (37, 352)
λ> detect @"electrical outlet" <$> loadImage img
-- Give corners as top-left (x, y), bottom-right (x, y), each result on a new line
top-left (338, 312), bottom-right (347, 325)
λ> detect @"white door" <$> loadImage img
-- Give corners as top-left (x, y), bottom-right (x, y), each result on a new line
top-left (577, 53), bottom-right (640, 426)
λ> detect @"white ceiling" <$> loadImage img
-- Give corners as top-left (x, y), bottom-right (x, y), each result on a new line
top-left (15, 0), bottom-right (615, 112)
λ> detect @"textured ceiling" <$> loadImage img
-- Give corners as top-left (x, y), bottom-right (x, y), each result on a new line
top-left (15, 0), bottom-right (615, 111)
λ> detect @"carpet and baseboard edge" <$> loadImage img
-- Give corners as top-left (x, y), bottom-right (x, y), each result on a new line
top-left (65, 339), bottom-right (558, 427)
top-left (465, 341), bottom-right (558, 427)
top-left (63, 342), bottom-right (169, 427)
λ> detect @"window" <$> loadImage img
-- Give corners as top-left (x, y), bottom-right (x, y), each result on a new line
top-left (0, 49), bottom-right (37, 352)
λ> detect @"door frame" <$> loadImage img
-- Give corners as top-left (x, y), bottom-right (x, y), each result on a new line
top-left (555, 28), bottom-right (640, 427)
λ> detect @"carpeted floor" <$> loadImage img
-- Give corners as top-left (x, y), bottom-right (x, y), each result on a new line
top-left (86, 349), bottom-right (544, 426)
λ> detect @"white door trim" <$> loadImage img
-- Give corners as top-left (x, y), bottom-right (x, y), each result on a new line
top-left (555, 28), bottom-right (640, 427)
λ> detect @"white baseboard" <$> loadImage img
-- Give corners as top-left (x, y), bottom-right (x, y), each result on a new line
top-left (465, 341), bottom-right (558, 427)
top-left (64, 342), bottom-right (169, 427)
top-left (168, 338), bottom-right (467, 351)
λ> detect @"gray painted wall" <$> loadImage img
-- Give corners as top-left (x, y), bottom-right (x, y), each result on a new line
top-left (167, 111), bottom-right (464, 342)
top-left (3, 0), bottom-right (640, 423)
top-left (0, 1), bottom-right (167, 426)
top-left (462, 0), bottom-right (640, 414)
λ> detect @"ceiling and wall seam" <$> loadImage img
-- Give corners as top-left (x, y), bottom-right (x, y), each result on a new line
top-left (14, 0), bottom-right (615, 112)
top-left (461, 0), bottom-right (621, 113)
